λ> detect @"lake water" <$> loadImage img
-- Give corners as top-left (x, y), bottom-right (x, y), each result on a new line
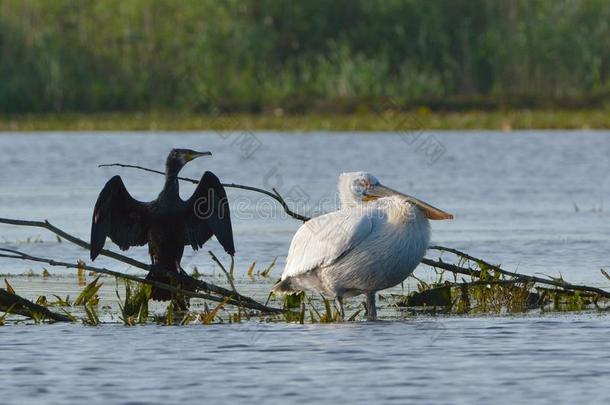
top-left (1, 131), bottom-right (609, 404)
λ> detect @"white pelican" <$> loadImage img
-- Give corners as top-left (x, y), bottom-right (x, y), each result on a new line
top-left (272, 172), bottom-right (453, 320)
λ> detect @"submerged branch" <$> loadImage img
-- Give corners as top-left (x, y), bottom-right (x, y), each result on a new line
top-left (423, 252), bottom-right (610, 299)
top-left (0, 288), bottom-right (72, 322)
top-left (208, 251), bottom-right (237, 296)
top-left (0, 217), bottom-right (147, 270)
top-left (0, 248), bottom-right (223, 303)
top-left (99, 163), bottom-right (311, 222)
top-left (451, 278), bottom-right (532, 289)
top-left (0, 218), bottom-right (283, 313)
top-left (0, 248), bottom-right (282, 313)
top-left (421, 258), bottom-right (483, 279)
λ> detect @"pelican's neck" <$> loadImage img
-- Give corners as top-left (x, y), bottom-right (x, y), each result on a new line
top-left (338, 183), bottom-right (362, 209)
top-left (380, 197), bottom-right (430, 229)
top-left (380, 197), bottom-right (431, 261)
top-left (339, 195), bottom-right (361, 209)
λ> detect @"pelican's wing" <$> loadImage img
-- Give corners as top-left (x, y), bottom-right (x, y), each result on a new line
top-left (90, 175), bottom-right (150, 260)
top-left (282, 209), bottom-right (373, 279)
top-left (183, 171), bottom-right (235, 255)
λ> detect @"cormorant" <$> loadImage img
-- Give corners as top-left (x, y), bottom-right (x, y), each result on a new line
top-left (90, 149), bottom-right (235, 302)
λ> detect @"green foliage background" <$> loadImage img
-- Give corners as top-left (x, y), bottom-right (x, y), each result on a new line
top-left (1, 0), bottom-right (609, 114)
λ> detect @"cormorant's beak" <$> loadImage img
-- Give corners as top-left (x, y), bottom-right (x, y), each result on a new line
top-left (364, 184), bottom-right (453, 220)
top-left (185, 151), bottom-right (212, 162)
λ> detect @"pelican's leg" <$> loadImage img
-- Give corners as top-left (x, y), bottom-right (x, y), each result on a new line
top-left (365, 292), bottom-right (377, 321)
top-left (336, 296), bottom-right (345, 321)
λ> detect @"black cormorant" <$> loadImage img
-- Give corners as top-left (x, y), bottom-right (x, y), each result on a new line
top-left (90, 149), bottom-right (235, 301)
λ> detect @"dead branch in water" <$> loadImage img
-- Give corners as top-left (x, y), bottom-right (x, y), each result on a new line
top-left (422, 254), bottom-right (610, 299)
top-left (0, 248), bottom-right (222, 303)
top-left (0, 218), bottom-right (283, 313)
top-left (98, 163), bottom-right (311, 222)
top-left (0, 248), bottom-right (282, 313)
top-left (208, 251), bottom-right (238, 295)
top-left (4, 162), bottom-right (609, 317)
top-left (0, 218), bottom-right (146, 270)
top-left (0, 288), bottom-right (72, 322)
top-left (97, 163), bottom-right (610, 300)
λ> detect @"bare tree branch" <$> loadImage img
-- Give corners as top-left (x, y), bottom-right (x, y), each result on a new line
top-left (99, 163), bottom-right (311, 222)
top-left (0, 248), bottom-right (282, 313)
top-left (0, 288), bottom-right (72, 322)
top-left (421, 255), bottom-right (610, 299)
top-left (0, 217), bottom-right (147, 270)
top-left (0, 218), bottom-right (283, 313)
top-left (208, 251), bottom-right (237, 296)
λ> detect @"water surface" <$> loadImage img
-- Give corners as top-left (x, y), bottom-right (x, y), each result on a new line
top-left (1, 131), bottom-right (609, 403)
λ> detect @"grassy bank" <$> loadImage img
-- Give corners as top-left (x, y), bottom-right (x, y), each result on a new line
top-left (3, 2), bottom-right (610, 115)
top-left (1, 110), bottom-right (609, 132)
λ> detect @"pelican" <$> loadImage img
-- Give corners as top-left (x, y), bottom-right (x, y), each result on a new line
top-left (272, 172), bottom-right (452, 320)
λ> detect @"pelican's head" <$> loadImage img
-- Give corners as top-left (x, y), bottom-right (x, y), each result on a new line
top-left (338, 172), bottom-right (381, 208)
top-left (338, 171), bottom-right (453, 220)
top-left (165, 148), bottom-right (212, 176)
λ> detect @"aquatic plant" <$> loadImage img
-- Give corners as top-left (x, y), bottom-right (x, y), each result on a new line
top-left (83, 303), bottom-right (100, 326)
top-left (247, 262), bottom-right (257, 279)
top-left (228, 307), bottom-right (254, 324)
top-left (0, 284), bottom-right (73, 324)
top-left (0, 304), bottom-right (16, 326)
top-left (59, 309), bottom-right (78, 323)
top-left (1, 177), bottom-right (609, 326)
top-left (51, 295), bottom-right (72, 307)
top-left (191, 267), bottom-right (202, 279)
top-left (302, 295), bottom-right (342, 323)
top-left (116, 280), bottom-right (150, 326)
top-left (180, 312), bottom-right (196, 326)
top-left (281, 292), bottom-right (306, 323)
top-left (77, 260), bottom-right (86, 286)
top-left (2, 280), bottom-right (44, 323)
top-left (394, 248), bottom-right (610, 315)
top-left (74, 277), bottom-right (102, 306)
top-left (4, 279), bottom-right (15, 294)
top-left (0, 241), bottom-right (280, 314)
top-left (260, 258), bottom-right (277, 278)
top-left (246, 258), bottom-right (277, 279)
top-left (200, 298), bottom-right (230, 325)
top-left (209, 251), bottom-right (237, 294)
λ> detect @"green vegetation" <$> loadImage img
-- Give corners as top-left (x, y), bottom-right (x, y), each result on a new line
top-left (2, 110), bottom-right (610, 131)
top-left (116, 280), bottom-right (150, 326)
top-left (1, 0), bottom-right (610, 118)
top-left (1, 221), bottom-right (609, 326)
top-left (0, 304), bottom-right (15, 326)
top-left (1, 264), bottom-right (608, 326)
top-left (74, 276), bottom-right (102, 306)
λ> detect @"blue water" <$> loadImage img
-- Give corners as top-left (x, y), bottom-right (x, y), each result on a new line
top-left (1, 131), bottom-right (610, 404)
top-left (2, 316), bottom-right (610, 404)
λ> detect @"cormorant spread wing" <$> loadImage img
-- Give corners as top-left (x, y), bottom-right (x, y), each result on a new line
top-left (90, 175), bottom-right (150, 260)
top-left (184, 171), bottom-right (235, 255)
